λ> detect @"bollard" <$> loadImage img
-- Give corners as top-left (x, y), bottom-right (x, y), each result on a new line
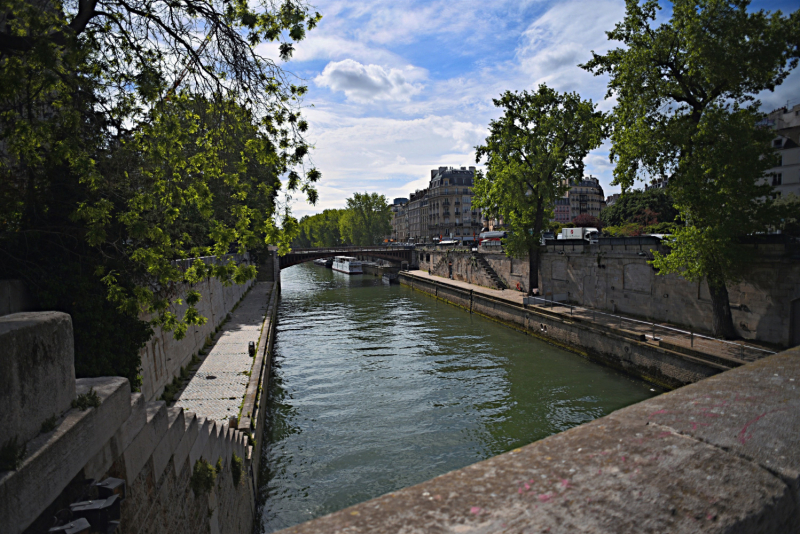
top-left (690, 331), bottom-right (693, 347)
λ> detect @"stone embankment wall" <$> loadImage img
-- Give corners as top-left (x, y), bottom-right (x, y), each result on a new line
top-left (418, 238), bottom-right (800, 346)
top-left (0, 312), bottom-right (256, 534)
top-left (0, 255), bottom-right (257, 403)
top-left (399, 272), bottom-right (727, 390)
top-left (542, 237), bottom-right (799, 347)
top-left (275, 347), bottom-right (800, 534)
top-left (418, 246), bottom-right (523, 291)
top-left (139, 254), bottom-right (255, 401)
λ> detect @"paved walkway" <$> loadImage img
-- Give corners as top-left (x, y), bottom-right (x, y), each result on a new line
top-left (174, 282), bottom-right (273, 422)
top-left (406, 271), bottom-right (775, 365)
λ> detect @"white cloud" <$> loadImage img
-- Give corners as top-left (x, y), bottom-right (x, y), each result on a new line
top-left (288, 108), bottom-right (486, 217)
top-left (314, 59), bottom-right (427, 102)
top-left (516, 0), bottom-right (625, 97)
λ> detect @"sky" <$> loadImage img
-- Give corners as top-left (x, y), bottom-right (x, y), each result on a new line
top-left (266, 0), bottom-right (800, 218)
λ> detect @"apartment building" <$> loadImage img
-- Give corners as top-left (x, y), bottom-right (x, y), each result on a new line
top-left (554, 197), bottom-right (571, 223)
top-left (426, 166), bottom-right (482, 243)
top-left (567, 176), bottom-right (606, 220)
top-left (390, 197), bottom-right (408, 241)
top-left (761, 101), bottom-right (800, 198)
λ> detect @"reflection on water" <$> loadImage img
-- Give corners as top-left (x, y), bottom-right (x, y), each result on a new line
top-left (257, 263), bottom-right (658, 532)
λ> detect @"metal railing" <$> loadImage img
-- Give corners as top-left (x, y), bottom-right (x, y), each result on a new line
top-left (522, 296), bottom-right (775, 362)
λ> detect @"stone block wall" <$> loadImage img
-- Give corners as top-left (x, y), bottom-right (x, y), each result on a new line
top-left (418, 248), bottom-right (526, 292)
top-left (416, 239), bottom-right (800, 347)
top-left (0, 312), bottom-right (76, 447)
top-left (541, 239), bottom-right (800, 346)
top-left (400, 273), bottom-right (725, 390)
top-left (0, 312), bottom-right (255, 534)
top-left (139, 260), bottom-right (255, 402)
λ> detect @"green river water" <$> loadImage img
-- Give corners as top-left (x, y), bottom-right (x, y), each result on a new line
top-left (257, 262), bottom-right (659, 532)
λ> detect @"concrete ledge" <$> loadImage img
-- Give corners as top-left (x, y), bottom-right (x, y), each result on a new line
top-left (401, 272), bottom-right (728, 389)
top-left (190, 418), bottom-right (213, 467)
top-left (0, 377), bottom-right (130, 534)
top-left (152, 407), bottom-right (186, 482)
top-left (658, 339), bottom-right (744, 368)
top-left (122, 401), bottom-right (168, 484)
top-left (0, 312), bottom-right (76, 446)
top-left (274, 350), bottom-right (800, 534)
top-left (174, 411), bottom-right (199, 477)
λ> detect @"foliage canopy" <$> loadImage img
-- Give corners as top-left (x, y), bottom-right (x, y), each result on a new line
top-left (473, 85), bottom-right (606, 291)
top-left (339, 192), bottom-right (392, 246)
top-left (582, 0), bottom-right (800, 337)
top-left (0, 0), bottom-right (322, 383)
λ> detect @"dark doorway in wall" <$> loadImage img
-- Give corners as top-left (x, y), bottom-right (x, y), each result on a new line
top-left (791, 298), bottom-right (800, 347)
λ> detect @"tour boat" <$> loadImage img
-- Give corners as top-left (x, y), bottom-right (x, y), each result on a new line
top-left (332, 256), bottom-right (363, 274)
top-left (313, 257), bottom-right (334, 268)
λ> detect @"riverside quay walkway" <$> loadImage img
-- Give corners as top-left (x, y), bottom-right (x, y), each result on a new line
top-left (174, 281), bottom-right (277, 427)
top-left (399, 270), bottom-right (776, 389)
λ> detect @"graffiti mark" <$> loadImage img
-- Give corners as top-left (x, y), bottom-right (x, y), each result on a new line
top-left (738, 409), bottom-right (787, 444)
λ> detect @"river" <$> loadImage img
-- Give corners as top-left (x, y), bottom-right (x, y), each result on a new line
top-left (257, 262), bottom-right (658, 532)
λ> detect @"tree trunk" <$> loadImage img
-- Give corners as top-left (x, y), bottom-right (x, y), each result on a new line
top-left (706, 274), bottom-right (738, 339)
top-left (528, 195), bottom-right (545, 294)
top-left (529, 244), bottom-right (539, 293)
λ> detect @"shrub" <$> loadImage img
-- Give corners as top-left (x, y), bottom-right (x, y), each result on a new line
top-left (161, 376), bottom-right (182, 404)
top-left (190, 459), bottom-right (217, 495)
top-left (72, 388), bottom-right (101, 410)
top-left (572, 214), bottom-right (603, 229)
top-left (231, 454), bottom-right (243, 486)
top-left (40, 415), bottom-right (57, 434)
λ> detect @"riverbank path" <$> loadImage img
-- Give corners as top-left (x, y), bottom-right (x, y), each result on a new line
top-left (406, 270), bottom-right (776, 365)
top-left (173, 282), bottom-right (274, 423)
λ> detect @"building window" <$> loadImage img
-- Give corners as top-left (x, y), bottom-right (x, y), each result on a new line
top-left (774, 139), bottom-right (783, 147)
top-left (773, 173), bottom-right (783, 186)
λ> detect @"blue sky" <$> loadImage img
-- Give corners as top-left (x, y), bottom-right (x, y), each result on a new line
top-left (265, 0), bottom-right (800, 218)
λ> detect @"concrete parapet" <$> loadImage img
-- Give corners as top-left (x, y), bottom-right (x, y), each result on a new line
top-left (401, 272), bottom-right (726, 389)
top-left (0, 311), bottom-right (256, 534)
top-left (0, 312), bottom-right (76, 447)
top-left (0, 376), bottom-right (131, 534)
top-left (274, 349), bottom-right (800, 534)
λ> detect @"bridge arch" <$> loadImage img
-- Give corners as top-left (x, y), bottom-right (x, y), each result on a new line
top-left (279, 246), bottom-right (414, 270)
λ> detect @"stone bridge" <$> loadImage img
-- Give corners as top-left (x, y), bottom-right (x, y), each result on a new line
top-left (279, 246), bottom-right (414, 269)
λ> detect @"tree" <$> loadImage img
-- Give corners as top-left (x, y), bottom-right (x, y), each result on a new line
top-left (600, 189), bottom-right (678, 227)
top-left (572, 214), bottom-right (603, 229)
top-left (0, 0), bottom-right (322, 383)
top-left (583, 0), bottom-right (800, 338)
top-left (339, 193), bottom-right (392, 246)
top-left (473, 85), bottom-right (606, 293)
top-left (293, 209), bottom-right (346, 247)
top-left (775, 194), bottom-right (800, 236)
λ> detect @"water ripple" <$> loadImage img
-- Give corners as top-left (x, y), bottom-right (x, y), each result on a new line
top-left (257, 264), bottom-right (658, 533)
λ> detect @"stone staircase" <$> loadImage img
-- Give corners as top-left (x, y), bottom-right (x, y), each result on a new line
top-left (431, 256), bottom-right (449, 277)
top-left (473, 254), bottom-right (507, 290)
